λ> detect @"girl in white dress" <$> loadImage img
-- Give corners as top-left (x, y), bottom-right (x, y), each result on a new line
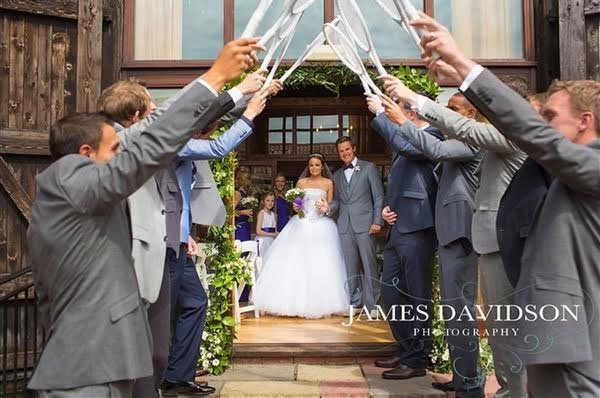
top-left (253, 154), bottom-right (349, 318)
top-left (255, 192), bottom-right (278, 257)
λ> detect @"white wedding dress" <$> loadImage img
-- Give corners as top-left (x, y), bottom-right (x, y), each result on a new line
top-left (253, 188), bottom-right (350, 318)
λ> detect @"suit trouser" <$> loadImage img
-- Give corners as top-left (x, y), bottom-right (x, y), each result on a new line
top-left (527, 363), bottom-right (600, 398)
top-left (132, 264), bottom-right (171, 398)
top-left (381, 228), bottom-right (435, 369)
top-left (479, 252), bottom-right (527, 398)
top-left (37, 380), bottom-right (133, 397)
top-left (164, 245), bottom-right (208, 382)
top-left (340, 230), bottom-right (380, 309)
top-left (438, 239), bottom-right (484, 396)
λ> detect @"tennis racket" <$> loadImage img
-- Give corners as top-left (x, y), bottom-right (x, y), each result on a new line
top-left (336, 0), bottom-right (387, 76)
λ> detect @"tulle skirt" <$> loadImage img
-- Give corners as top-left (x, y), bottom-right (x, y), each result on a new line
top-left (252, 214), bottom-right (350, 318)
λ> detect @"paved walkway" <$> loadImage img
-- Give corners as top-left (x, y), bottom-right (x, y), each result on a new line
top-left (190, 364), bottom-right (499, 397)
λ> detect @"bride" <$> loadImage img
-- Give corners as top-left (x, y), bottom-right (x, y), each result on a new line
top-left (252, 153), bottom-right (349, 318)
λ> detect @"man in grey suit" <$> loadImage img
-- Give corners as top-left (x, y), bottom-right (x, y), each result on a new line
top-left (325, 136), bottom-right (384, 312)
top-left (385, 76), bottom-right (529, 397)
top-left (98, 73), bottom-right (275, 397)
top-left (415, 14), bottom-right (600, 397)
top-left (27, 38), bottom-right (261, 397)
top-left (378, 93), bottom-right (483, 396)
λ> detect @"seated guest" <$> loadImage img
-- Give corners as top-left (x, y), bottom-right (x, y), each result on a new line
top-left (234, 170), bottom-right (254, 241)
top-left (274, 173), bottom-right (291, 231)
top-left (413, 14), bottom-right (600, 397)
top-left (26, 37), bottom-right (260, 398)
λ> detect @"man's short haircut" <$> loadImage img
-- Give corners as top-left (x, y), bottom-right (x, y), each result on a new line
top-left (97, 78), bottom-right (149, 125)
top-left (49, 112), bottom-right (115, 160)
top-left (500, 75), bottom-right (531, 99)
top-left (548, 80), bottom-right (600, 135)
top-left (336, 136), bottom-right (354, 147)
top-left (527, 92), bottom-right (549, 107)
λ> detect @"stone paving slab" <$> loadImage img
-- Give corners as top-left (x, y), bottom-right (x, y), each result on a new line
top-left (181, 380), bottom-right (225, 398)
top-left (362, 365), bottom-right (444, 398)
top-left (207, 364), bottom-right (296, 382)
top-left (320, 380), bottom-right (370, 398)
top-left (218, 381), bottom-right (320, 397)
top-left (296, 364), bottom-right (365, 382)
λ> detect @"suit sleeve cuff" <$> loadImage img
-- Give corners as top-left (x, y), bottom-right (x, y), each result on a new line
top-left (415, 95), bottom-right (428, 112)
top-left (197, 78), bottom-right (218, 97)
top-left (240, 115), bottom-right (254, 130)
top-left (227, 87), bottom-right (244, 104)
top-left (459, 65), bottom-right (485, 92)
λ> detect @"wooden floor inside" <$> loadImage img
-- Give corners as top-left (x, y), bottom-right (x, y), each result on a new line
top-left (235, 314), bottom-right (395, 344)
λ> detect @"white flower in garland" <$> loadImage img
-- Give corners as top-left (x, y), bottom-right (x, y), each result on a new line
top-left (202, 360), bottom-right (210, 369)
top-left (202, 331), bottom-right (209, 340)
top-left (212, 359), bottom-right (220, 366)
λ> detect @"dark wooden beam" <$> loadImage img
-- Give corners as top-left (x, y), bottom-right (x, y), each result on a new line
top-left (76, 0), bottom-right (103, 112)
top-left (535, 0), bottom-right (560, 90)
top-left (0, 129), bottom-right (49, 155)
top-left (101, 0), bottom-right (123, 88)
top-left (559, 0), bottom-right (587, 79)
top-left (0, 156), bottom-right (32, 223)
top-left (0, 0), bottom-right (116, 21)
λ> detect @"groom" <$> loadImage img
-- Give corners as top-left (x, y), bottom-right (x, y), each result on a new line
top-left (319, 136), bottom-right (384, 313)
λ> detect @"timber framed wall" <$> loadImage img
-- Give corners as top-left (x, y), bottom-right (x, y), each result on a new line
top-left (0, 0), bottom-right (123, 279)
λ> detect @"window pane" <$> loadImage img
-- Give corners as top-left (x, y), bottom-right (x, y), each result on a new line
top-left (297, 116), bottom-right (311, 129)
top-left (297, 131), bottom-right (311, 144)
top-left (269, 132), bottom-right (283, 144)
top-left (338, 0), bottom-right (423, 59)
top-left (313, 130), bottom-right (338, 144)
top-left (435, 0), bottom-right (523, 58)
top-left (134, 0), bottom-right (224, 60)
top-left (313, 115), bottom-right (338, 131)
top-left (234, 0), bottom-right (324, 59)
top-left (269, 117), bottom-right (284, 130)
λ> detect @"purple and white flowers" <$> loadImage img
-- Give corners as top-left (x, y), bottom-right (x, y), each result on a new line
top-left (285, 188), bottom-right (307, 219)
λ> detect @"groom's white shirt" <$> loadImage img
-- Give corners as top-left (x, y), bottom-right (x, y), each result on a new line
top-left (344, 157), bottom-right (359, 183)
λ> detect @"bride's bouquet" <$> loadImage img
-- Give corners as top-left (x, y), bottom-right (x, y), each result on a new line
top-left (240, 196), bottom-right (259, 222)
top-left (285, 188), bottom-right (306, 219)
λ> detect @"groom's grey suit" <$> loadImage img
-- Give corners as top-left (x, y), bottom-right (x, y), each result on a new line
top-left (330, 159), bottom-right (384, 310)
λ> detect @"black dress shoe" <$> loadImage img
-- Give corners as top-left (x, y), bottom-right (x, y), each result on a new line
top-left (374, 356), bottom-right (403, 368)
top-left (382, 364), bottom-right (426, 380)
top-left (196, 369), bottom-right (210, 377)
top-left (432, 381), bottom-right (455, 392)
top-left (162, 380), bottom-right (216, 396)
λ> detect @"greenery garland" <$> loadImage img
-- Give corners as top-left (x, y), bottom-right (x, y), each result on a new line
top-left (198, 65), bottom-right (492, 375)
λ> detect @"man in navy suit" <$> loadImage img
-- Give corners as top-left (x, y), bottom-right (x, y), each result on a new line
top-left (368, 96), bottom-right (440, 380)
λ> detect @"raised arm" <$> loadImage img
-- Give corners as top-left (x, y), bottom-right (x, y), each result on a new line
top-left (62, 38), bottom-right (262, 213)
top-left (177, 117), bottom-right (253, 160)
top-left (371, 113), bottom-right (429, 160)
top-left (396, 119), bottom-right (479, 162)
top-left (420, 97), bottom-right (522, 155)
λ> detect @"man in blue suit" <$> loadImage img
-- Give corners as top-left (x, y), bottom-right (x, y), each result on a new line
top-left (162, 82), bottom-right (282, 396)
top-left (368, 95), bottom-right (440, 380)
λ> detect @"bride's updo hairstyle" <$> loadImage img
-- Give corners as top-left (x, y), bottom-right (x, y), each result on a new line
top-left (307, 153), bottom-right (326, 177)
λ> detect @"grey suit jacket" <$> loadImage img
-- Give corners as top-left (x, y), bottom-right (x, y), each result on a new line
top-left (396, 121), bottom-right (482, 246)
top-left (191, 160), bottom-right (227, 226)
top-left (28, 82), bottom-right (230, 390)
top-left (420, 99), bottom-right (526, 254)
top-left (464, 69), bottom-right (600, 375)
top-left (330, 159), bottom-right (384, 234)
top-left (117, 81), bottom-right (233, 303)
